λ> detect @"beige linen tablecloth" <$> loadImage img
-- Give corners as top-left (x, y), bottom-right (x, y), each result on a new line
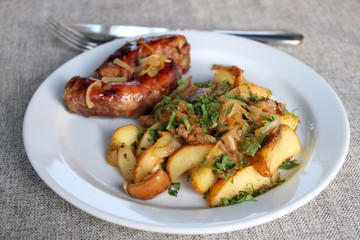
top-left (1, 0), bottom-right (359, 239)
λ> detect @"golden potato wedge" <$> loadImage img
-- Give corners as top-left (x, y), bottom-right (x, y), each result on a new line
top-left (191, 142), bottom-right (224, 194)
top-left (167, 144), bottom-right (214, 182)
top-left (245, 124), bottom-right (301, 177)
top-left (106, 124), bottom-right (144, 167)
top-left (133, 132), bottom-right (182, 183)
top-left (213, 70), bottom-right (235, 85)
top-left (190, 167), bottom-right (219, 195)
top-left (123, 169), bottom-right (170, 200)
top-left (279, 113), bottom-right (300, 131)
top-left (135, 122), bottom-right (163, 157)
top-left (117, 143), bottom-right (137, 181)
top-left (207, 165), bottom-right (280, 206)
top-left (238, 81), bottom-right (272, 99)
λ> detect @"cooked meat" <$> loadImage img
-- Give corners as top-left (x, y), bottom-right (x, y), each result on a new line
top-left (92, 34), bottom-right (190, 79)
top-left (176, 124), bottom-right (216, 144)
top-left (63, 35), bottom-right (191, 118)
top-left (63, 62), bottom-right (179, 118)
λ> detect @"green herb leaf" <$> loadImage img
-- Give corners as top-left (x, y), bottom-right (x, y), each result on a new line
top-left (262, 114), bottom-right (275, 125)
top-left (214, 154), bottom-right (235, 171)
top-left (166, 111), bottom-right (176, 130)
top-left (224, 103), bottom-right (234, 114)
top-left (186, 103), bottom-right (195, 115)
top-left (186, 173), bottom-right (191, 182)
top-left (183, 119), bottom-right (191, 131)
top-left (284, 108), bottom-right (299, 119)
top-left (278, 159), bottom-right (299, 170)
top-left (147, 125), bottom-right (165, 142)
top-left (240, 137), bottom-right (261, 157)
top-left (203, 188), bottom-right (210, 199)
top-left (131, 141), bottom-right (137, 149)
top-left (160, 161), bottom-right (167, 172)
top-left (168, 182), bottom-right (180, 197)
top-left (177, 78), bottom-right (184, 86)
top-left (195, 80), bottom-right (213, 88)
top-left (136, 126), bottom-right (142, 141)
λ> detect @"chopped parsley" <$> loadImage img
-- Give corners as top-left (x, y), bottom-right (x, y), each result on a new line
top-left (227, 91), bottom-right (267, 103)
top-left (177, 78), bottom-right (184, 86)
top-left (147, 125), bottom-right (166, 142)
top-left (278, 159), bottom-right (299, 170)
top-left (168, 182), bottom-right (180, 197)
top-left (247, 93), bottom-right (267, 103)
top-left (223, 103), bottom-right (234, 114)
top-left (199, 154), bottom-right (247, 180)
top-left (191, 94), bottom-right (221, 132)
top-left (195, 80), bottom-right (214, 89)
top-left (160, 161), bottom-right (167, 172)
top-left (186, 103), bottom-right (195, 115)
top-left (262, 115), bottom-right (275, 125)
top-left (166, 111), bottom-right (177, 130)
top-left (203, 188), bottom-right (210, 199)
top-left (211, 178), bottom-right (285, 207)
top-left (284, 108), bottom-right (299, 120)
top-left (131, 141), bottom-right (137, 149)
top-left (183, 119), bottom-right (191, 131)
top-left (239, 136), bottom-right (262, 157)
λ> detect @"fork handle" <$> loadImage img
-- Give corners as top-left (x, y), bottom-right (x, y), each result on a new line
top-left (212, 30), bottom-right (303, 45)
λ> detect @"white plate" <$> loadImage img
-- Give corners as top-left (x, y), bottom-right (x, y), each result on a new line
top-left (23, 31), bottom-right (350, 234)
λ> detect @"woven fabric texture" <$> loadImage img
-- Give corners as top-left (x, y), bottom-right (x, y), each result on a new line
top-left (0, 0), bottom-right (359, 239)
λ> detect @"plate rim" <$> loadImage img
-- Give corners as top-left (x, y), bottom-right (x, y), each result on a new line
top-left (23, 30), bottom-right (350, 234)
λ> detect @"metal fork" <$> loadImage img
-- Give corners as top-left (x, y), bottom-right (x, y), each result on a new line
top-left (47, 17), bottom-right (98, 51)
top-left (48, 17), bottom-right (303, 51)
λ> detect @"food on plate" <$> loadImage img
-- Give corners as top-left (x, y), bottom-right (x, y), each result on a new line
top-left (117, 143), bottom-right (137, 181)
top-left (106, 124), bottom-right (144, 167)
top-left (191, 142), bottom-right (224, 194)
top-left (63, 35), bottom-right (191, 118)
top-left (123, 169), bottom-right (170, 200)
top-left (207, 166), bottom-right (280, 206)
top-left (107, 64), bottom-right (302, 207)
top-left (132, 131), bottom-right (182, 183)
top-left (244, 124), bottom-right (301, 177)
top-left (167, 144), bottom-right (214, 182)
top-left (93, 35), bottom-right (190, 79)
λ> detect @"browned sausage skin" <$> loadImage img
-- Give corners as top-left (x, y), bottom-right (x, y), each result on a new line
top-left (63, 62), bottom-right (179, 118)
top-left (63, 35), bottom-right (191, 118)
top-left (92, 34), bottom-right (190, 79)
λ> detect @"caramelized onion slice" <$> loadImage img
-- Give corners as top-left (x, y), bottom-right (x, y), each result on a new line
top-left (86, 80), bottom-right (101, 109)
top-left (101, 76), bottom-right (128, 83)
top-left (113, 58), bottom-right (134, 74)
top-left (254, 113), bottom-right (281, 137)
top-left (137, 54), bottom-right (171, 77)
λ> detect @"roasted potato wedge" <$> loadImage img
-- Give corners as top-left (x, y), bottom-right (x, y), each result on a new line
top-left (245, 124), bottom-right (301, 177)
top-left (117, 143), bottom-right (137, 181)
top-left (213, 70), bottom-right (235, 85)
top-left (167, 144), bottom-right (214, 182)
top-left (279, 113), bottom-right (300, 131)
top-left (238, 81), bottom-right (272, 99)
top-left (191, 143), bottom-right (224, 194)
top-left (207, 166), bottom-right (280, 206)
top-left (133, 132), bottom-right (182, 183)
top-left (135, 122), bottom-right (163, 157)
top-left (106, 124), bottom-right (144, 167)
top-left (190, 167), bottom-right (219, 195)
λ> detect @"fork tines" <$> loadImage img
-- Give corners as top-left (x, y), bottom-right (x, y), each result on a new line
top-left (47, 17), bottom-right (98, 51)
